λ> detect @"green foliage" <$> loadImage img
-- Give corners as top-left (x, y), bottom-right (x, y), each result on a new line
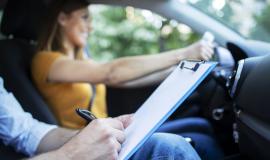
top-left (88, 5), bottom-right (199, 61)
top-left (189, 0), bottom-right (270, 43)
top-left (251, 5), bottom-right (270, 42)
top-left (162, 25), bottom-right (200, 50)
top-left (191, 0), bottom-right (238, 32)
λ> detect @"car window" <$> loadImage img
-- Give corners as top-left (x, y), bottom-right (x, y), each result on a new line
top-left (88, 5), bottom-right (200, 62)
top-left (184, 0), bottom-right (270, 43)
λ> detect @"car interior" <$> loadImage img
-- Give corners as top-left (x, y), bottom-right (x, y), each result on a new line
top-left (0, 0), bottom-right (270, 159)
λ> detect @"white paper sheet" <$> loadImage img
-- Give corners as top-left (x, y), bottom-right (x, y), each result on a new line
top-left (119, 61), bottom-right (217, 160)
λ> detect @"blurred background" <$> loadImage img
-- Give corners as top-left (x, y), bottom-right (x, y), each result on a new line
top-left (88, 5), bottom-right (200, 61)
top-left (88, 0), bottom-right (270, 61)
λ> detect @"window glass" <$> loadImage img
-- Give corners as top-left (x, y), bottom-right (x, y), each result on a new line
top-left (184, 0), bottom-right (270, 43)
top-left (88, 5), bottom-right (200, 61)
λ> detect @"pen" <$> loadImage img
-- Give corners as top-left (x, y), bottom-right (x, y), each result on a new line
top-left (76, 108), bottom-right (97, 123)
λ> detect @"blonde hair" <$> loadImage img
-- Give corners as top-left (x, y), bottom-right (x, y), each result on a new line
top-left (37, 0), bottom-right (89, 56)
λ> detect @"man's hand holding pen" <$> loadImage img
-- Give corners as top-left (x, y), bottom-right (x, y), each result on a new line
top-left (61, 109), bottom-right (133, 160)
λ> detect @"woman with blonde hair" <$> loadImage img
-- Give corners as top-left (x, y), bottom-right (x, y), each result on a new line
top-left (32, 0), bottom-right (214, 129)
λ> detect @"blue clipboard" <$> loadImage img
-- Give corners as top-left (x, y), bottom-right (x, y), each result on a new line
top-left (119, 60), bottom-right (218, 160)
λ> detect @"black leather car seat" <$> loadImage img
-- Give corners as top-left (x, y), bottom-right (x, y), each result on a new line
top-left (0, 0), bottom-right (57, 158)
top-left (0, 0), bottom-right (56, 126)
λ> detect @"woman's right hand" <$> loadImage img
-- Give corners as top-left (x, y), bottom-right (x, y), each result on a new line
top-left (182, 39), bottom-right (215, 61)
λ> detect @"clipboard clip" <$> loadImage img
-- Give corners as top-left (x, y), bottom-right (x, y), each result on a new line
top-left (180, 60), bottom-right (205, 72)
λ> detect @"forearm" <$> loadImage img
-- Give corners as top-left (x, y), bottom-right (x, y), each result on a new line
top-left (113, 66), bottom-right (176, 88)
top-left (36, 128), bottom-right (78, 154)
top-left (26, 150), bottom-right (64, 160)
top-left (46, 40), bottom-right (212, 84)
top-left (103, 49), bottom-right (185, 85)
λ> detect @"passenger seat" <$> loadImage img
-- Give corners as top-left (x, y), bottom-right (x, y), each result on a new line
top-left (0, 0), bottom-right (57, 158)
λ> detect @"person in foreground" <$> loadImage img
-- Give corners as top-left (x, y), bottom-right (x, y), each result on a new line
top-left (0, 77), bottom-right (200, 160)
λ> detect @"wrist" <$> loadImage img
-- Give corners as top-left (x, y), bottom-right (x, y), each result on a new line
top-left (56, 146), bottom-right (73, 160)
top-left (171, 48), bottom-right (185, 63)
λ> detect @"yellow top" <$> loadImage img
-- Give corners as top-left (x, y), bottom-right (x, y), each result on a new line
top-left (31, 51), bottom-right (107, 129)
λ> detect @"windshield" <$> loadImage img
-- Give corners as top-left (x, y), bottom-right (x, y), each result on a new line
top-left (185, 0), bottom-right (270, 43)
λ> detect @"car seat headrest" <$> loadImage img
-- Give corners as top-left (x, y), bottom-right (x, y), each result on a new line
top-left (0, 0), bottom-right (50, 40)
top-left (1, 0), bottom-right (92, 41)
